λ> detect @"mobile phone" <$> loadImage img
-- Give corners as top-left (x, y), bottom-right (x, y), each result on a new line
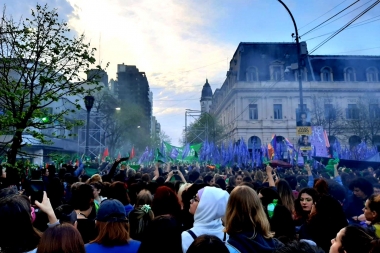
top-left (30, 180), bottom-right (44, 205)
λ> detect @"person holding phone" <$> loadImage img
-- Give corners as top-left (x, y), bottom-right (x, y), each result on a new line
top-left (0, 191), bottom-right (59, 253)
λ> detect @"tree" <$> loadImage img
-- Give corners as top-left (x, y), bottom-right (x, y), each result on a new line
top-left (346, 94), bottom-right (380, 145)
top-left (94, 91), bottom-right (150, 156)
top-left (0, 5), bottom-right (106, 171)
top-left (310, 95), bottom-right (347, 140)
top-left (183, 113), bottom-right (224, 145)
top-left (151, 129), bottom-right (172, 149)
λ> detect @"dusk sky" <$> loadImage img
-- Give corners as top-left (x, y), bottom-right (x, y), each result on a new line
top-left (4, 0), bottom-right (380, 146)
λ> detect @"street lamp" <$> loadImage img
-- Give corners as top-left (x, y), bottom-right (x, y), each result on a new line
top-left (277, 0), bottom-right (304, 113)
top-left (84, 95), bottom-right (95, 156)
top-left (115, 107), bottom-right (121, 111)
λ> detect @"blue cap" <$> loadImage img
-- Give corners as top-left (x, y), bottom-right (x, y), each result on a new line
top-left (96, 199), bottom-right (128, 222)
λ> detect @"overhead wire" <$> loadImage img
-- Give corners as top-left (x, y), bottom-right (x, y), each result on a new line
top-left (300, 0), bottom-right (360, 38)
top-left (336, 46), bottom-right (380, 54)
top-left (298, 0), bottom-right (349, 30)
top-left (302, 0), bottom-right (376, 37)
top-left (309, 0), bottom-right (380, 54)
top-left (304, 15), bottom-right (380, 41)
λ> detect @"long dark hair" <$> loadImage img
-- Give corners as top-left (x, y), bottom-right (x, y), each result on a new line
top-left (0, 195), bottom-right (41, 253)
top-left (294, 188), bottom-right (318, 219)
top-left (341, 225), bottom-right (380, 253)
top-left (109, 182), bottom-right (130, 206)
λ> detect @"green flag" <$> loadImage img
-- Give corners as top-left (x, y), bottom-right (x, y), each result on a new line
top-left (155, 148), bottom-right (166, 163)
top-left (129, 165), bottom-right (140, 171)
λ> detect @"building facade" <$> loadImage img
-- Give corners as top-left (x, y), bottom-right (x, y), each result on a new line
top-left (209, 42), bottom-right (380, 153)
top-left (114, 64), bottom-right (152, 133)
top-left (200, 79), bottom-right (213, 113)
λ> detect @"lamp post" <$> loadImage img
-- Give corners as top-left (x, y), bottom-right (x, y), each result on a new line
top-left (278, 0), bottom-right (304, 113)
top-left (84, 95), bottom-right (95, 156)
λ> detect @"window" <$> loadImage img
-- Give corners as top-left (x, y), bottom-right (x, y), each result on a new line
top-left (273, 66), bottom-right (282, 81)
top-left (324, 104), bottom-right (336, 120)
top-left (367, 67), bottom-right (379, 82)
top-left (273, 104), bottom-right (282, 119)
top-left (246, 67), bottom-right (258, 82)
top-left (369, 104), bottom-right (380, 118)
top-left (249, 104), bottom-right (258, 120)
top-left (321, 67), bottom-right (332, 81)
top-left (346, 104), bottom-right (359, 119)
top-left (344, 67), bottom-right (355, 82)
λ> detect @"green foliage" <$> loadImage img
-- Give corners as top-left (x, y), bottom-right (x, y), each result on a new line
top-left (94, 90), bottom-right (150, 156)
top-left (0, 4), bottom-right (107, 164)
top-left (183, 113), bottom-right (224, 144)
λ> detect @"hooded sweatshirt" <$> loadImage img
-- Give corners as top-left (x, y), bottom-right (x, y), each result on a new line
top-left (181, 186), bottom-right (229, 253)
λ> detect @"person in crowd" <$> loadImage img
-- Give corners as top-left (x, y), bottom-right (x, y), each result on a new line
top-left (55, 204), bottom-right (77, 227)
top-left (177, 183), bottom-right (192, 209)
top-left (128, 190), bottom-right (154, 241)
top-left (90, 182), bottom-right (105, 210)
top-left (299, 194), bottom-right (348, 253)
top-left (276, 179), bottom-right (295, 215)
top-left (86, 199), bottom-right (140, 253)
top-left (329, 225), bottom-right (380, 253)
top-left (235, 172), bottom-right (243, 186)
top-left (224, 185), bottom-right (284, 253)
top-left (216, 177), bottom-right (227, 190)
top-left (284, 175), bottom-right (299, 199)
top-left (186, 235), bottom-right (230, 253)
top-left (36, 224), bottom-right (85, 253)
top-left (109, 181), bottom-right (134, 216)
top-left (138, 215), bottom-right (182, 253)
top-left (294, 188), bottom-right (318, 228)
top-left (270, 204), bottom-right (296, 242)
top-left (152, 186), bottom-right (181, 221)
top-left (346, 177), bottom-right (374, 223)
top-left (226, 176), bottom-right (236, 193)
top-left (181, 183), bottom-right (207, 231)
top-left (181, 186), bottom-right (230, 252)
top-left (71, 183), bottom-right (97, 243)
top-left (274, 240), bottom-right (324, 253)
top-left (87, 174), bottom-right (102, 184)
top-left (0, 192), bottom-right (58, 253)
top-left (313, 178), bottom-right (329, 196)
top-left (363, 194), bottom-right (380, 237)
top-left (203, 174), bottom-right (214, 185)
top-left (373, 183), bottom-right (380, 195)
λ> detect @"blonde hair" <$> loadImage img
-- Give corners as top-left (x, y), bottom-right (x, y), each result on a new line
top-left (225, 185), bottom-right (273, 238)
top-left (86, 174), bottom-right (102, 184)
top-left (254, 170), bottom-right (264, 182)
top-left (177, 183), bottom-right (192, 207)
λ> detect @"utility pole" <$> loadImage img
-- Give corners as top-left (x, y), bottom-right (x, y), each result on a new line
top-left (278, 0), bottom-right (304, 113)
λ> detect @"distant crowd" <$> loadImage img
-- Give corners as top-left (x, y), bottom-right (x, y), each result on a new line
top-left (1, 159), bottom-right (380, 253)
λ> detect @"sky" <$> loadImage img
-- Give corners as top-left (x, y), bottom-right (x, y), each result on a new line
top-left (3, 0), bottom-right (380, 146)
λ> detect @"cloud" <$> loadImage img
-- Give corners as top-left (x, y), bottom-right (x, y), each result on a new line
top-left (64, 0), bottom-right (235, 145)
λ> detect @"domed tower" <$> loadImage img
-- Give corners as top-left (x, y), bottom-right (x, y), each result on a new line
top-left (200, 79), bottom-right (213, 113)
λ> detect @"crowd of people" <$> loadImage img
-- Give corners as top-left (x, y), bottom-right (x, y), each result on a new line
top-left (1, 158), bottom-right (380, 253)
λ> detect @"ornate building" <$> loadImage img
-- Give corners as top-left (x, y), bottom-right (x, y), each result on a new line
top-left (209, 42), bottom-right (380, 155)
top-left (200, 79), bottom-right (213, 113)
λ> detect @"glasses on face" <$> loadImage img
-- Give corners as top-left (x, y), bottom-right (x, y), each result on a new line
top-left (190, 195), bottom-right (199, 204)
top-left (300, 198), bottom-right (313, 203)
